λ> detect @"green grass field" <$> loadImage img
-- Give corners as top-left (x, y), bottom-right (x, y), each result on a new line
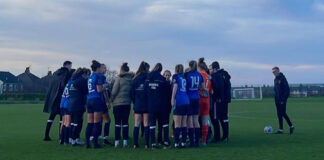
top-left (1, 98), bottom-right (323, 160)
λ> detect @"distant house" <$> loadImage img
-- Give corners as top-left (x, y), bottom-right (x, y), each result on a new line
top-left (17, 67), bottom-right (43, 93)
top-left (0, 71), bottom-right (23, 94)
top-left (40, 71), bottom-right (53, 93)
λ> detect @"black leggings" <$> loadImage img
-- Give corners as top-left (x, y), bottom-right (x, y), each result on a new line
top-left (113, 105), bottom-right (131, 140)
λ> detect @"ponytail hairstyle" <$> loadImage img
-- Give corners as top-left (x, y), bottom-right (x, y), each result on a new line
top-left (135, 61), bottom-right (150, 78)
top-left (211, 61), bottom-right (220, 70)
top-left (151, 63), bottom-right (163, 73)
top-left (120, 62), bottom-right (130, 73)
top-left (189, 60), bottom-right (198, 71)
top-left (198, 57), bottom-right (209, 74)
top-left (175, 64), bottom-right (184, 75)
top-left (91, 60), bottom-right (102, 72)
top-left (72, 67), bottom-right (90, 79)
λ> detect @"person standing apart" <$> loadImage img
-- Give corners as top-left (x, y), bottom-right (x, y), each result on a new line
top-left (272, 67), bottom-right (294, 134)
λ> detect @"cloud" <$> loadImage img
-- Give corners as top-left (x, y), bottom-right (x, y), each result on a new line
top-left (313, 1), bottom-right (324, 13)
top-left (0, 0), bottom-right (72, 21)
top-left (0, 0), bottom-right (323, 84)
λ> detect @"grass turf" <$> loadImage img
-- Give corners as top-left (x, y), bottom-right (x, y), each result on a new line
top-left (0, 97), bottom-right (323, 160)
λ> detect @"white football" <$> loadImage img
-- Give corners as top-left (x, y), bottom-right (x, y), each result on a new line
top-left (264, 125), bottom-right (273, 134)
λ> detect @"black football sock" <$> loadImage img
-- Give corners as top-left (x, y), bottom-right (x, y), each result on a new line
top-left (163, 124), bottom-right (170, 144)
top-left (104, 122), bottom-right (110, 138)
top-left (144, 126), bottom-right (149, 146)
top-left (44, 120), bottom-right (53, 139)
top-left (133, 127), bottom-right (139, 146)
top-left (195, 128), bottom-right (201, 145)
top-left (188, 128), bottom-right (194, 146)
top-left (182, 127), bottom-right (189, 145)
top-left (85, 123), bottom-right (93, 146)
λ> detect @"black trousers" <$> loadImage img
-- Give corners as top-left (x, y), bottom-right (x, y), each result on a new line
top-left (44, 113), bottom-right (62, 139)
top-left (113, 105), bottom-right (131, 140)
top-left (158, 112), bottom-right (170, 143)
top-left (71, 111), bottom-right (84, 139)
top-left (149, 112), bottom-right (170, 145)
top-left (210, 100), bottom-right (229, 141)
top-left (275, 101), bottom-right (292, 130)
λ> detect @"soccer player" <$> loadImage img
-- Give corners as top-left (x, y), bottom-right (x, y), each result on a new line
top-left (60, 78), bottom-right (73, 145)
top-left (131, 61), bottom-right (150, 149)
top-left (69, 68), bottom-right (90, 146)
top-left (157, 70), bottom-right (172, 148)
top-left (197, 58), bottom-right (212, 146)
top-left (43, 61), bottom-right (73, 141)
top-left (272, 67), bottom-right (294, 134)
top-left (145, 63), bottom-right (169, 149)
top-left (171, 64), bottom-right (190, 149)
top-left (111, 63), bottom-right (134, 148)
top-left (210, 61), bottom-right (231, 142)
top-left (185, 60), bottom-right (204, 147)
top-left (100, 64), bottom-right (112, 145)
top-left (85, 60), bottom-right (107, 149)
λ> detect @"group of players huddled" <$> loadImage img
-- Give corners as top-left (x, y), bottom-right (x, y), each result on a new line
top-left (43, 58), bottom-right (232, 149)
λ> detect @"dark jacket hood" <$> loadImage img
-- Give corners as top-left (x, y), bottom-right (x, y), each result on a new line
top-left (147, 71), bottom-right (161, 79)
top-left (276, 72), bottom-right (285, 79)
top-left (219, 69), bottom-right (231, 79)
top-left (54, 67), bottom-right (69, 76)
top-left (133, 72), bottom-right (148, 80)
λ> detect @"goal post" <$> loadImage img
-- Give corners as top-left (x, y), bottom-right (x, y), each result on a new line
top-left (232, 86), bottom-right (263, 100)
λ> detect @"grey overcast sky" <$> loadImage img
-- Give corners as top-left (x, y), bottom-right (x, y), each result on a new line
top-left (0, 0), bottom-right (324, 85)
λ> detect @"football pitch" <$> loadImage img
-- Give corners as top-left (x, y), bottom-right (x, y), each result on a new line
top-left (0, 98), bottom-right (323, 160)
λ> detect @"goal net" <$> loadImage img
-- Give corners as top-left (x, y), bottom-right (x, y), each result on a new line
top-left (232, 86), bottom-right (263, 100)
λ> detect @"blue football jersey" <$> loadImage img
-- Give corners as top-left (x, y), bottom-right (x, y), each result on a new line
top-left (99, 74), bottom-right (107, 102)
top-left (60, 79), bottom-right (72, 109)
top-left (87, 73), bottom-right (104, 99)
top-left (186, 71), bottom-right (203, 99)
top-left (172, 74), bottom-right (189, 107)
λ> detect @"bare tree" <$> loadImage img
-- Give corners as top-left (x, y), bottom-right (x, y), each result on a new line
top-left (105, 66), bottom-right (118, 92)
